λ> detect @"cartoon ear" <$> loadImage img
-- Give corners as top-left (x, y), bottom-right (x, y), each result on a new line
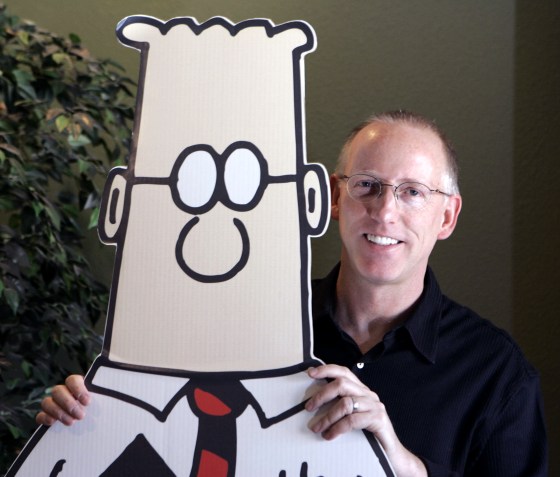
top-left (98, 167), bottom-right (128, 244)
top-left (303, 164), bottom-right (330, 237)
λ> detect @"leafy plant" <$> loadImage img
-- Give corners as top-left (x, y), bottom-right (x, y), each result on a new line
top-left (0, 4), bottom-right (134, 470)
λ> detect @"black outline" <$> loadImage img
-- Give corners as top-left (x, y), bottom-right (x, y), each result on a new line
top-left (175, 217), bottom-right (250, 283)
top-left (106, 14), bottom-right (327, 362)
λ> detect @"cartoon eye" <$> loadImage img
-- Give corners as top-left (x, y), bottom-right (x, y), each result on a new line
top-left (224, 148), bottom-right (261, 205)
top-left (176, 150), bottom-right (217, 208)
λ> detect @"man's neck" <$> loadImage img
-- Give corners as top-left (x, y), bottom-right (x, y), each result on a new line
top-left (334, 263), bottom-right (425, 354)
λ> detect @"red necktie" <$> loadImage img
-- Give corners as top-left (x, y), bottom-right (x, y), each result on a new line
top-left (194, 389), bottom-right (232, 477)
top-left (187, 380), bottom-right (252, 477)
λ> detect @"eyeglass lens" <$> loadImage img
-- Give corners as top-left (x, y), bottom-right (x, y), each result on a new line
top-left (346, 174), bottom-right (432, 208)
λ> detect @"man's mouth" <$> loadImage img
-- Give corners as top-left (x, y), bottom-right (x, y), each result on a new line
top-left (365, 234), bottom-right (400, 246)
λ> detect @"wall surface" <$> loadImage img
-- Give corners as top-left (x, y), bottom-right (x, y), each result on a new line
top-left (5, 0), bottom-right (557, 472)
top-left (514, 1), bottom-right (560, 474)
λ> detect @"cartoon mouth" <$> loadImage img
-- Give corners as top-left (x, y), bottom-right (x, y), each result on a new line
top-left (176, 217), bottom-right (250, 283)
top-left (365, 234), bottom-right (400, 246)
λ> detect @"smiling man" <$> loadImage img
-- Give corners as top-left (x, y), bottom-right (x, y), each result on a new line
top-left (306, 110), bottom-right (547, 475)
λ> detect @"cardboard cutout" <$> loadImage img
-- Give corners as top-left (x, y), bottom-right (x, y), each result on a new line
top-left (7, 16), bottom-right (395, 476)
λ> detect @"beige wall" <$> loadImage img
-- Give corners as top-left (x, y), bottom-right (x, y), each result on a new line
top-left (6, 0), bottom-right (558, 472)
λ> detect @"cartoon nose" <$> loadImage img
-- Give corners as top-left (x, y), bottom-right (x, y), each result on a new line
top-left (176, 208), bottom-right (250, 283)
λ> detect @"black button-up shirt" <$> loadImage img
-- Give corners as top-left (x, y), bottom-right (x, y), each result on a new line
top-left (312, 264), bottom-right (547, 476)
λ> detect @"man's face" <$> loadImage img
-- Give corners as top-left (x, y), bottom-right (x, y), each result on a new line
top-left (331, 122), bottom-right (461, 290)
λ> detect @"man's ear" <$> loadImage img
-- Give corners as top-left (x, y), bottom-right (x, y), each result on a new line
top-left (330, 173), bottom-right (341, 221)
top-left (98, 167), bottom-right (128, 244)
top-left (437, 194), bottom-right (462, 240)
top-left (303, 164), bottom-right (330, 237)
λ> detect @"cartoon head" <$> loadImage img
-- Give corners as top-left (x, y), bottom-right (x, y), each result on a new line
top-left (97, 17), bottom-right (329, 374)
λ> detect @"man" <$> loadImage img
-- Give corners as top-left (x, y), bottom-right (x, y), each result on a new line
top-left (37, 110), bottom-right (548, 476)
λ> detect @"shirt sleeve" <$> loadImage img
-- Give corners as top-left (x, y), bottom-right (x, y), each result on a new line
top-left (420, 373), bottom-right (547, 477)
top-left (465, 373), bottom-right (548, 476)
top-left (420, 458), bottom-right (459, 477)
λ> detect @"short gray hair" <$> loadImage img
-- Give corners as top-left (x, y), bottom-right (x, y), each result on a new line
top-left (335, 110), bottom-right (460, 195)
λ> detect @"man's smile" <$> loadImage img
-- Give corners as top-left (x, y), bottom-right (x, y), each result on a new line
top-left (365, 234), bottom-right (401, 246)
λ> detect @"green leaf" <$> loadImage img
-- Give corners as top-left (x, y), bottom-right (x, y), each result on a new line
top-left (4, 288), bottom-right (19, 315)
top-left (69, 33), bottom-right (81, 44)
top-left (45, 205), bottom-right (61, 230)
top-left (17, 30), bottom-right (30, 46)
top-left (55, 115), bottom-right (70, 132)
top-left (88, 207), bottom-right (100, 229)
top-left (21, 360), bottom-right (32, 378)
top-left (52, 52), bottom-right (68, 64)
top-left (12, 69), bottom-right (36, 99)
top-left (32, 201), bottom-right (44, 216)
top-left (67, 133), bottom-right (91, 148)
top-left (6, 423), bottom-right (22, 440)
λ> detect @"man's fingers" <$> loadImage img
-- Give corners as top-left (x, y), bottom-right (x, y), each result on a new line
top-left (35, 411), bottom-right (56, 426)
top-left (308, 397), bottom-right (375, 440)
top-left (308, 364), bottom-right (359, 382)
top-left (308, 395), bottom-right (389, 440)
top-left (308, 396), bottom-right (354, 432)
top-left (305, 372), bottom-right (371, 412)
top-left (49, 385), bottom-right (86, 420)
top-left (38, 397), bottom-right (78, 426)
top-left (65, 374), bottom-right (90, 405)
top-left (37, 374), bottom-right (89, 427)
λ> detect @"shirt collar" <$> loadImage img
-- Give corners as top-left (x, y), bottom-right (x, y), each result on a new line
top-left (401, 266), bottom-right (442, 364)
top-left (312, 262), bottom-right (340, 322)
top-left (91, 362), bottom-right (319, 418)
top-left (312, 263), bottom-right (443, 364)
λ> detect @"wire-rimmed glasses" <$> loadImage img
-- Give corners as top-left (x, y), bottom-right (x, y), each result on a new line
top-left (340, 173), bottom-right (450, 209)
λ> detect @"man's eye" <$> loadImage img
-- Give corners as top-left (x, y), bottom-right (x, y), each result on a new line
top-left (401, 185), bottom-right (424, 198)
top-left (356, 181), bottom-right (374, 188)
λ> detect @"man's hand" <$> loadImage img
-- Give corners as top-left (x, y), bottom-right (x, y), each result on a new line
top-left (36, 375), bottom-right (89, 426)
top-left (306, 364), bottom-right (427, 477)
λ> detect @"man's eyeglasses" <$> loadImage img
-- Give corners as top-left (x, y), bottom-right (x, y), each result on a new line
top-left (340, 173), bottom-right (450, 209)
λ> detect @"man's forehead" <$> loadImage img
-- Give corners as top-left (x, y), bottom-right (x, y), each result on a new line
top-left (354, 121), bottom-right (439, 145)
top-left (348, 123), bottom-right (445, 166)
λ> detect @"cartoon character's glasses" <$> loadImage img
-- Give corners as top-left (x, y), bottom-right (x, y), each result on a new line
top-left (133, 142), bottom-right (297, 214)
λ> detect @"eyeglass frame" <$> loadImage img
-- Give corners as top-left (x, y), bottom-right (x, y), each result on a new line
top-left (339, 173), bottom-right (451, 208)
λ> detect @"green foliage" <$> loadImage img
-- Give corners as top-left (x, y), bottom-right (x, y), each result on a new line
top-left (0, 4), bottom-right (134, 470)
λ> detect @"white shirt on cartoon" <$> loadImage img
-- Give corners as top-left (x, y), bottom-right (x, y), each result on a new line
top-left (9, 360), bottom-right (394, 476)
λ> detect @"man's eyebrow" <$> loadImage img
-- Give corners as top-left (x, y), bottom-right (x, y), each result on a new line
top-left (350, 171), bottom-right (430, 184)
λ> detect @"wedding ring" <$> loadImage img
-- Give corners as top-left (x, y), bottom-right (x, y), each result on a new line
top-left (351, 397), bottom-right (360, 413)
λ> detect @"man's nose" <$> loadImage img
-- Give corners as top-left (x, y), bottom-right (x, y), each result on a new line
top-left (366, 186), bottom-right (398, 222)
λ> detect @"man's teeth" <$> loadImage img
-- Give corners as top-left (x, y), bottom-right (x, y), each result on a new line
top-left (366, 234), bottom-right (399, 246)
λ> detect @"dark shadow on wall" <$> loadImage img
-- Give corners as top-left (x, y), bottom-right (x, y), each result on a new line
top-left (513, 1), bottom-right (560, 474)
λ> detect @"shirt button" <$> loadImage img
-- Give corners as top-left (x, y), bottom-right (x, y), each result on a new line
top-left (356, 362), bottom-right (365, 369)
